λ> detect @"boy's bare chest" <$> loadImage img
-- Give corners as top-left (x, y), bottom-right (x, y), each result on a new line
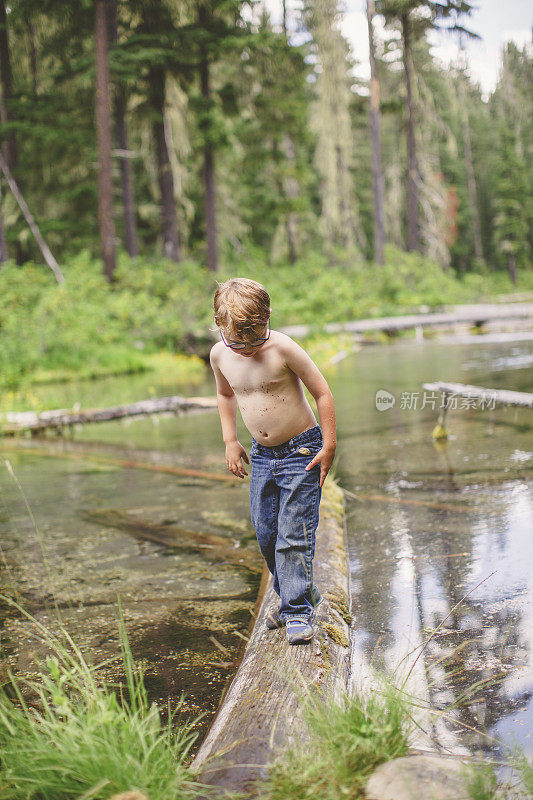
top-left (220, 350), bottom-right (293, 397)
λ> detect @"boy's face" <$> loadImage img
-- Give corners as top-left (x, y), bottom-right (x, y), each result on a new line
top-left (220, 319), bottom-right (270, 357)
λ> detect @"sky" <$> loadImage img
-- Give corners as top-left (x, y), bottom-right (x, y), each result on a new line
top-left (259, 0), bottom-right (533, 99)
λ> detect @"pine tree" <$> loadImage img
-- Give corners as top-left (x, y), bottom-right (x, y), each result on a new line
top-left (366, 0), bottom-right (386, 264)
top-left (302, 0), bottom-right (365, 254)
top-left (492, 123), bottom-right (529, 284)
top-left (94, 0), bottom-right (116, 281)
top-left (376, 0), bottom-right (477, 252)
top-left (108, 0), bottom-right (138, 258)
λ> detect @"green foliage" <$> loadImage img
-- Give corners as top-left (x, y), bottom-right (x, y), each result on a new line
top-left (464, 762), bottom-right (498, 800)
top-left (1, 245), bottom-right (532, 393)
top-left (0, 599), bottom-right (207, 800)
top-left (513, 750), bottom-right (533, 797)
top-left (259, 682), bottom-right (411, 799)
top-left (491, 123), bottom-right (530, 271)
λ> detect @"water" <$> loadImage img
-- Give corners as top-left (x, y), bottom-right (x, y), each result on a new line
top-left (0, 332), bottom-right (532, 759)
top-left (331, 336), bottom-right (533, 758)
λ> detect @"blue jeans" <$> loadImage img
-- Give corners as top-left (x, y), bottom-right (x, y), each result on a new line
top-left (249, 425), bottom-right (323, 622)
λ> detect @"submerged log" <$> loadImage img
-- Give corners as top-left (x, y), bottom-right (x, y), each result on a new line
top-left (1, 395), bottom-right (217, 435)
top-left (80, 509), bottom-right (262, 574)
top-left (190, 479), bottom-right (351, 797)
top-left (0, 444), bottom-right (237, 483)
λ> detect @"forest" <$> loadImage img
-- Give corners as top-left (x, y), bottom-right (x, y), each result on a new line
top-left (0, 0), bottom-right (532, 391)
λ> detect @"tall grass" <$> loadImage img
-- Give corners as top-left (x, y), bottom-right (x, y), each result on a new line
top-left (258, 680), bottom-right (411, 800)
top-left (0, 598), bottom-right (212, 800)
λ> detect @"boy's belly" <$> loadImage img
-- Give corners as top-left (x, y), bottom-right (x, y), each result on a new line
top-left (237, 389), bottom-right (317, 446)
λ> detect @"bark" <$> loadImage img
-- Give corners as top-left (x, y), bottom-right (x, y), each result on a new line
top-left (0, 0), bottom-right (16, 169)
top-left (199, 51), bottom-right (218, 272)
top-left (94, 0), bottom-right (116, 282)
top-left (108, 0), bottom-right (138, 257)
top-left (148, 64), bottom-right (181, 262)
top-left (401, 15), bottom-right (420, 252)
top-left (0, 150), bottom-right (64, 281)
top-left (366, 0), bottom-right (386, 265)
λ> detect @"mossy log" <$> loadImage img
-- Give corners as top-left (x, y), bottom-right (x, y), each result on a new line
top-left (190, 479), bottom-right (351, 797)
top-left (1, 395), bottom-right (217, 435)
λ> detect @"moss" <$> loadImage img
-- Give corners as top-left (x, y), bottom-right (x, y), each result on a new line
top-left (321, 622), bottom-right (350, 648)
top-left (325, 588), bottom-right (354, 626)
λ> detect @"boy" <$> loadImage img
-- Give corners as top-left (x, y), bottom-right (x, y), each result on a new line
top-left (210, 278), bottom-right (336, 645)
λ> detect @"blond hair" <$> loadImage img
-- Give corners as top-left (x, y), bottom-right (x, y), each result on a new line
top-left (213, 278), bottom-right (270, 340)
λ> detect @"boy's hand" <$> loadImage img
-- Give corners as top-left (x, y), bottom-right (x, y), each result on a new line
top-left (225, 440), bottom-right (249, 479)
top-left (305, 447), bottom-right (335, 488)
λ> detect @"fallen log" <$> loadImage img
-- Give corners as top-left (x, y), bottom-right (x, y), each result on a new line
top-left (422, 380), bottom-right (533, 441)
top-left (423, 381), bottom-right (533, 409)
top-left (1, 395), bottom-right (218, 435)
top-left (280, 302), bottom-right (533, 339)
top-left (190, 479), bottom-right (351, 797)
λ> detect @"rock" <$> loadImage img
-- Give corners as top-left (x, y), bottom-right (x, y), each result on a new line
top-left (365, 755), bottom-right (468, 800)
top-left (109, 793), bottom-right (150, 800)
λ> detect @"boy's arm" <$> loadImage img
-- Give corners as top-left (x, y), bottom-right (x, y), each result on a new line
top-left (280, 336), bottom-right (337, 487)
top-left (209, 345), bottom-right (249, 479)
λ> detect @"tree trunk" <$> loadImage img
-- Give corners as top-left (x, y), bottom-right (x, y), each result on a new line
top-left (508, 252), bottom-right (517, 286)
top-left (94, 0), bottom-right (116, 282)
top-left (199, 52), bottom-right (218, 272)
top-left (0, 0), bottom-right (17, 170)
top-left (108, 0), bottom-right (138, 257)
top-left (366, 0), bottom-right (386, 265)
top-left (0, 181), bottom-right (7, 264)
top-left (458, 79), bottom-right (483, 262)
top-left (283, 135), bottom-right (299, 264)
top-left (148, 64), bottom-right (181, 262)
top-left (0, 150), bottom-right (64, 281)
top-left (401, 15), bottom-right (419, 252)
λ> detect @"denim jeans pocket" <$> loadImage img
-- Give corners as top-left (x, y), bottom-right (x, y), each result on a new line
top-left (291, 436), bottom-right (322, 458)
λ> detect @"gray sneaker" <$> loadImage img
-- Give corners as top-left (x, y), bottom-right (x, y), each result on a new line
top-left (285, 617), bottom-right (314, 644)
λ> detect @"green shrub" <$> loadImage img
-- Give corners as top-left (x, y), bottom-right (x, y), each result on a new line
top-left (1, 245), bottom-right (531, 392)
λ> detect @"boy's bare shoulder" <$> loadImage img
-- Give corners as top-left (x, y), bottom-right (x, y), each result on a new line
top-left (271, 330), bottom-right (307, 357)
top-left (209, 340), bottom-right (224, 365)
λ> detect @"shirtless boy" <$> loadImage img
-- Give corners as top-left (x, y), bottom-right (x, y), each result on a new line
top-left (210, 278), bottom-right (336, 645)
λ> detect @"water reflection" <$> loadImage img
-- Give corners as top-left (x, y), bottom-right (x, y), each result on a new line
top-left (331, 337), bottom-right (533, 757)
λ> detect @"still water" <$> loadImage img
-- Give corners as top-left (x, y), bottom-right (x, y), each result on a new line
top-left (0, 332), bottom-right (531, 758)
